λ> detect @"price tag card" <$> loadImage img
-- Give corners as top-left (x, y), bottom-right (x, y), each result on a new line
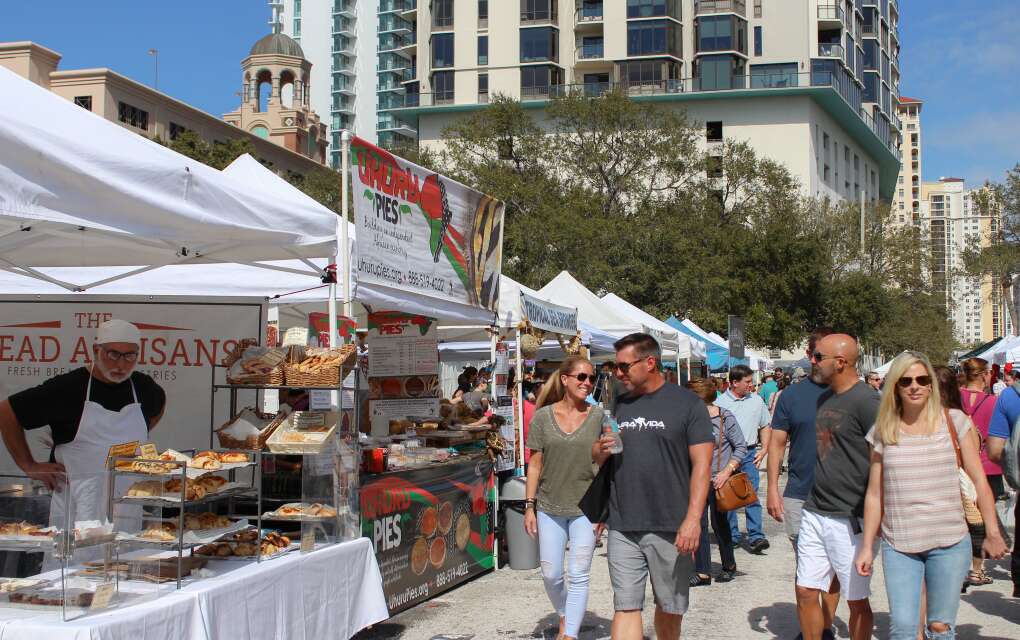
top-left (300, 530), bottom-right (316, 554)
top-left (139, 442), bottom-right (158, 459)
top-left (309, 389), bottom-right (333, 411)
top-left (282, 327), bottom-right (310, 347)
top-left (90, 582), bottom-right (116, 610)
top-left (107, 441), bottom-right (139, 462)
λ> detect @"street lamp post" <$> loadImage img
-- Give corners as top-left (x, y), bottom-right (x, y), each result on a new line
top-left (148, 49), bottom-right (159, 91)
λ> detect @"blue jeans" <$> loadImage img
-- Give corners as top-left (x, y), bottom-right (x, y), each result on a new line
top-left (882, 536), bottom-right (971, 640)
top-left (726, 448), bottom-right (765, 543)
top-left (537, 511), bottom-right (596, 637)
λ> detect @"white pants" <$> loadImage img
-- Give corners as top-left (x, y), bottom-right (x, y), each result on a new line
top-left (796, 509), bottom-right (872, 601)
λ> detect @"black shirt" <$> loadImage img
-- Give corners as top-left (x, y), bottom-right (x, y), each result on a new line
top-left (609, 383), bottom-right (715, 532)
top-left (8, 368), bottom-right (166, 459)
top-left (803, 381), bottom-right (879, 518)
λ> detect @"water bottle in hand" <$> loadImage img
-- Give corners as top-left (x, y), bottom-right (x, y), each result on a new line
top-left (602, 409), bottom-right (623, 454)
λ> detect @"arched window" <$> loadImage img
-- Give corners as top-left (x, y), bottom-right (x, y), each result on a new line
top-left (256, 69), bottom-right (272, 112)
top-left (251, 125), bottom-right (269, 139)
top-left (280, 69), bottom-right (296, 109)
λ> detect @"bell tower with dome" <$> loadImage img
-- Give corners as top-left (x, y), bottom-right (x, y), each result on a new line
top-left (224, 2), bottom-right (327, 165)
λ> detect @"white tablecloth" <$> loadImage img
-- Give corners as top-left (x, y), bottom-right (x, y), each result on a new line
top-left (0, 538), bottom-right (388, 640)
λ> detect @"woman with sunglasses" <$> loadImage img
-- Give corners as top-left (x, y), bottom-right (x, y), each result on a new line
top-left (687, 377), bottom-right (746, 585)
top-left (855, 352), bottom-right (1008, 639)
top-left (524, 356), bottom-right (602, 640)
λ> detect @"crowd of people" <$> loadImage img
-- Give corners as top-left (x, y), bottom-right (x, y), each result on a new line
top-left (517, 330), bottom-right (1017, 640)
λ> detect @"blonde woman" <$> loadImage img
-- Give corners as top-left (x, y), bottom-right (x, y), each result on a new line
top-left (854, 352), bottom-right (1008, 639)
top-left (524, 356), bottom-right (602, 640)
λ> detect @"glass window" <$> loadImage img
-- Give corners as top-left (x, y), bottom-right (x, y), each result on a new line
top-left (695, 54), bottom-right (745, 90)
top-left (73, 95), bottom-right (92, 111)
top-left (432, 70), bottom-right (454, 102)
top-left (750, 63), bottom-right (798, 87)
top-left (580, 36), bottom-right (604, 59)
top-left (627, 20), bottom-right (679, 57)
top-left (520, 26), bottom-right (558, 62)
top-left (520, 0), bottom-right (556, 22)
top-left (117, 102), bottom-right (149, 131)
top-left (479, 72), bottom-right (489, 100)
top-left (706, 121), bottom-right (723, 142)
top-left (863, 39), bottom-right (879, 70)
top-left (478, 0), bottom-right (488, 20)
top-left (696, 16), bottom-right (746, 54)
top-left (432, 33), bottom-right (454, 68)
top-left (626, 0), bottom-right (677, 19)
top-left (478, 35), bottom-right (488, 65)
top-left (863, 72), bottom-right (879, 102)
top-left (433, 0), bottom-right (454, 28)
top-left (753, 26), bottom-right (762, 56)
top-left (753, 0), bottom-right (762, 18)
top-left (521, 64), bottom-right (563, 98)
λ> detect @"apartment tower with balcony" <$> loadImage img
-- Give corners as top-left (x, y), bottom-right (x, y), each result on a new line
top-left (920, 179), bottom-right (1010, 345)
top-left (393, 0), bottom-right (902, 201)
top-left (281, 0), bottom-right (377, 167)
top-left (892, 96), bottom-right (921, 224)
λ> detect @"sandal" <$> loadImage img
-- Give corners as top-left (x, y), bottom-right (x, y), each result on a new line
top-left (690, 573), bottom-right (711, 587)
top-left (967, 571), bottom-right (993, 585)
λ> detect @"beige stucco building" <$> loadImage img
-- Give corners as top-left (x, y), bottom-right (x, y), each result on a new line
top-left (0, 39), bottom-right (327, 176)
top-left (388, 0), bottom-right (902, 201)
top-left (891, 95), bottom-right (921, 224)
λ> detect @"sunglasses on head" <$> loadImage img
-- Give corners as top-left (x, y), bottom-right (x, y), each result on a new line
top-left (896, 375), bottom-right (932, 388)
top-left (563, 372), bottom-right (596, 383)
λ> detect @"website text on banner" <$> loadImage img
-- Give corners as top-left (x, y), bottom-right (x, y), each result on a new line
top-left (350, 136), bottom-right (505, 312)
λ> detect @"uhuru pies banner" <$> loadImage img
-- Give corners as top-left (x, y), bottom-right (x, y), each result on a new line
top-left (0, 298), bottom-right (264, 472)
top-left (350, 136), bottom-right (505, 313)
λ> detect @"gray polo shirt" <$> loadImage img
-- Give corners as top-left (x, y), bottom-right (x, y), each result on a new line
top-left (714, 389), bottom-right (771, 448)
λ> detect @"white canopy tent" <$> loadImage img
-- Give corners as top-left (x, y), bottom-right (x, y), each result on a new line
top-left (538, 272), bottom-right (642, 336)
top-left (600, 293), bottom-right (704, 360)
top-left (0, 66), bottom-right (338, 292)
top-left (972, 336), bottom-right (1020, 365)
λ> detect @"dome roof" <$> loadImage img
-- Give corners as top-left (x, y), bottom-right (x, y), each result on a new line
top-left (249, 33), bottom-right (304, 58)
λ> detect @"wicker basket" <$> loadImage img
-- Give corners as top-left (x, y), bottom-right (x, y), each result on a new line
top-left (215, 410), bottom-right (288, 450)
top-left (226, 367), bottom-right (284, 387)
top-left (221, 339), bottom-right (258, 368)
top-left (517, 321), bottom-right (546, 359)
top-left (283, 345), bottom-right (357, 387)
top-left (556, 331), bottom-right (583, 356)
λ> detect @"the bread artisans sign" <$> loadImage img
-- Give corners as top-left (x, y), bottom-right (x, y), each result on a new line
top-left (360, 459), bottom-right (495, 613)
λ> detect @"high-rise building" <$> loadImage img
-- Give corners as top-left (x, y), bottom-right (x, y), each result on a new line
top-left (920, 178), bottom-right (1009, 344)
top-left (390, 0), bottom-right (902, 201)
top-left (280, 0), bottom-right (378, 167)
top-left (892, 96), bottom-right (921, 224)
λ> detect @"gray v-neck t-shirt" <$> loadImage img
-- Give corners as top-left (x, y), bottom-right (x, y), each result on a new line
top-left (526, 404), bottom-right (602, 517)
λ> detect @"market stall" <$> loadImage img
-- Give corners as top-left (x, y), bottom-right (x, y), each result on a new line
top-left (0, 67), bottom-right (385, 636)
top-left (346, 137), bottom-right (508, 611)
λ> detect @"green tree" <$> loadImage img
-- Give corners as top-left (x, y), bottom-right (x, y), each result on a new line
top-left (155, 131), bottom-right (256, 171)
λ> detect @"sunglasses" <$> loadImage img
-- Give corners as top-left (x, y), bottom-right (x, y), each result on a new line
top-left (896, 375), bottom-right (932, 388)
top-left (563, 372), bottom-right (596, 383)
top-left (812, 352), bottom-right (840, 363)
top-left (613, 359), bottom-right (644, 374)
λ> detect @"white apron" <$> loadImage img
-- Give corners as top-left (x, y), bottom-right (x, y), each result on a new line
top-left (48, 371), bottom-right (149, 533)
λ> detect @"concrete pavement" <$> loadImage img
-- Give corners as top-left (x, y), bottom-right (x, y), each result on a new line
top-left (355, 476), bottom-right (1019, 639)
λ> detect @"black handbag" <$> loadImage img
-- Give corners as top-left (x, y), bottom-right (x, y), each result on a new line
top-left (578, 460), bottom-right (615, 524)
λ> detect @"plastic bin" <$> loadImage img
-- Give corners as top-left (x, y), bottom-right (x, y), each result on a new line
top-left (501, 476), bottom-right (539, 570)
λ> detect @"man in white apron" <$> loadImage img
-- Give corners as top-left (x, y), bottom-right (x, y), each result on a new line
top-left (0, 319), bottom-right (166, 530)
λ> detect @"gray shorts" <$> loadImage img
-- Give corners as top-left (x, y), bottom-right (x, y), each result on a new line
top-left (607, 530), bottom-right (693, 615)
top-left (784, 497), bottom-right (805, 545)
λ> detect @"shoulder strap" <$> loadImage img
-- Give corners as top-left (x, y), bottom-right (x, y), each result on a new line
top-left (944, 408), bottom-right (964, 469)
top-left (963, 392), bottom-right (990, 417)
top-left (713, 414), bottom-right (724, 474)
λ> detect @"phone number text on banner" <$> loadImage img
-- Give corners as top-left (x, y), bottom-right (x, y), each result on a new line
top-left (350, 137), bottom-right (505, 312)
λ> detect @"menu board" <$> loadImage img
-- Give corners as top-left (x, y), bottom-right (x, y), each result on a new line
top-left (361, 458), bottom-right (495, 614)
top-left (366, 312), bottom-right (441, 436)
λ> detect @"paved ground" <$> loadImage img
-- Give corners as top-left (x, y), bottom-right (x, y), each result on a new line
top-left (355, 474), bottom-right (1019, 639)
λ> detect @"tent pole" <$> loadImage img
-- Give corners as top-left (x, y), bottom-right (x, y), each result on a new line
top-left (340, 130), bottom-right (353, 320)
top-left (515, 331), bottom-right (525, 477)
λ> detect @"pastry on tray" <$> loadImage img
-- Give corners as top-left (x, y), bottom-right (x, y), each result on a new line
top-left (126, 480), bottom-right (165, 498)
top-left (195, 474), bottom-right (228, 493)
top-left (140, 521), bottom-right (178, 542)
top-left (182, 512), bottom-right (231, 531)
top-left (190, 451), bottom-right (222, 470)
top-left (218, 451), bottom-right (250, 463)
top-left (163, 478), bottom-right (207, 501)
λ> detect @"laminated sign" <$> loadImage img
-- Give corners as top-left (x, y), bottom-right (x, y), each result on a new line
top-left (350, 137), bottom-right (505, 312)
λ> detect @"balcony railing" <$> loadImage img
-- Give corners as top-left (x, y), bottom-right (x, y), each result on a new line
top-left (521, 10), bottom-right (557, 26)
top-left (695, 0), bottom-right (746, 16)
top-left (575, 6), bottom-right (604, 23)
top-left (575, 43), bottom-right (605, 61)
top-left (818, 43), bottom-right (844, 58)
top-left (432, 16), bottom-right (454, 30)
top-left (817, 4), bottom-right (844, 21)
top-left (862, 23), bottom-right (877, 37)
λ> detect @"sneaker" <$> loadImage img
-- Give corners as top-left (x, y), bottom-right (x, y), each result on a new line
top-left (822, 629), bottom-right (836, 640)
top-left (716, 567), bottom-right (736, 582)
top-left (748, 539), bottom-right (770, 554)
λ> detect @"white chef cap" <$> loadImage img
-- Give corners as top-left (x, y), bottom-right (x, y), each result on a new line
top-left (96, 319), bottom-right (141, 345)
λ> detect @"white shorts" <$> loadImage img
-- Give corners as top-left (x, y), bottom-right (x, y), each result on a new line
top-left (795, 509), bottom-right (872, 601)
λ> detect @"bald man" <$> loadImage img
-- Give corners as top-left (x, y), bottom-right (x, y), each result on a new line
top-left (794, 335), bottom-right (879, 640)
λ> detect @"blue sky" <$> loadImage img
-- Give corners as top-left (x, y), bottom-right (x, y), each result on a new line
top-left (3, 0), bottom-right (1019, 188)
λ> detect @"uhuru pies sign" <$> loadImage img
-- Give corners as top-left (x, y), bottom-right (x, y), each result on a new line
top-left (0, 298), bottom-right (264, 472)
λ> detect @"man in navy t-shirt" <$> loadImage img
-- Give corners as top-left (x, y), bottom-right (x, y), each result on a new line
top-left (988, 384), bottom-right (1020, 597)
top-left (766, 328), bottom-right (839, 640)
